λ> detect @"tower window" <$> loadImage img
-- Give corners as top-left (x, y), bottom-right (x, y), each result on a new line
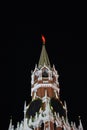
top-left (42, 70), bottom-right (48, 77)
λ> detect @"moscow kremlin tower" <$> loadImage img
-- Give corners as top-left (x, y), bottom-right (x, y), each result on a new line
top-left (8, 36), bottom-right (84, 130)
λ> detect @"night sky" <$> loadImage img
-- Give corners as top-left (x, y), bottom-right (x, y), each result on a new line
top-left (0, 24), bottom-right (87, 130)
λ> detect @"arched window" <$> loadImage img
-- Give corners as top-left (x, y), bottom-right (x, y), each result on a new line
top-left (42, 69), bottom-right (48, 77)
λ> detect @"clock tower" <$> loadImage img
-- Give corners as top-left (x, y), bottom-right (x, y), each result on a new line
top-left (8, 35), bottom-right (84, 130)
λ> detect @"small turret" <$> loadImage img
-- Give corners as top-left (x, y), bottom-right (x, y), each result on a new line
top-left (78, 117), bottom-right (83, 130)
top-left (64, 101), bottom-right (69, 125)
top-left (8, 118), bottom-right (12, 130)
top-left (8, 117), bottom-right (15, 130)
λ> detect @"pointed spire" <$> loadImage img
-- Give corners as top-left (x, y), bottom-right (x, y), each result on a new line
top-left (38, 35), bottom-right (51, 68)
top-left (8, 117), bottom-right (12, 130)
top-left (64, 101), bottom-right (70, 126)
top-left (78, 116), bottom-right (83, 130)
top-left (24, 101), bottom-right (26, 118)
top-left (24, 101), bottom-right (26, 112)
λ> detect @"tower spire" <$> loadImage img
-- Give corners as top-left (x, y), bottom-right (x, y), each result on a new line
top-left (38, 35), bottom-right (51, 68)
top-left (8, 117), bottom-right (12, 130)
top-left (78, 116), bottom-right (83, 130)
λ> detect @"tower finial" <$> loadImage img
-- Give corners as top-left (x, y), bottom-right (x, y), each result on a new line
top-left (42, 35), bottom-right (45, 44)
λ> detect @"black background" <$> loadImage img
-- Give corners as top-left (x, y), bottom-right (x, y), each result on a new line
top-left (0, 24), bottom-right (87, 130)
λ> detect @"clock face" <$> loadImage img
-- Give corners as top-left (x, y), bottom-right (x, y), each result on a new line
top-left (26, 98), bottom-right (42, 118)
top-left (50, 98), bottom-right (66, 118)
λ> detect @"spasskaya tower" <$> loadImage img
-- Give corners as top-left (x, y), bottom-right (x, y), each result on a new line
top-left (8, 35), bottom-right (83, 130)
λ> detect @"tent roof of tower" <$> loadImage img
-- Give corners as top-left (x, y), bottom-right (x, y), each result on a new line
top-left (38, 35), bottom-right (51, 69)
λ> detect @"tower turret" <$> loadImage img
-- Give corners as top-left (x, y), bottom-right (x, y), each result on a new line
top-left (8, 118), bottom-right (12, 130)
top-left (8, 118), bottom-right (14, 130)
top-left (78, 117), bottom-right (84, 130)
